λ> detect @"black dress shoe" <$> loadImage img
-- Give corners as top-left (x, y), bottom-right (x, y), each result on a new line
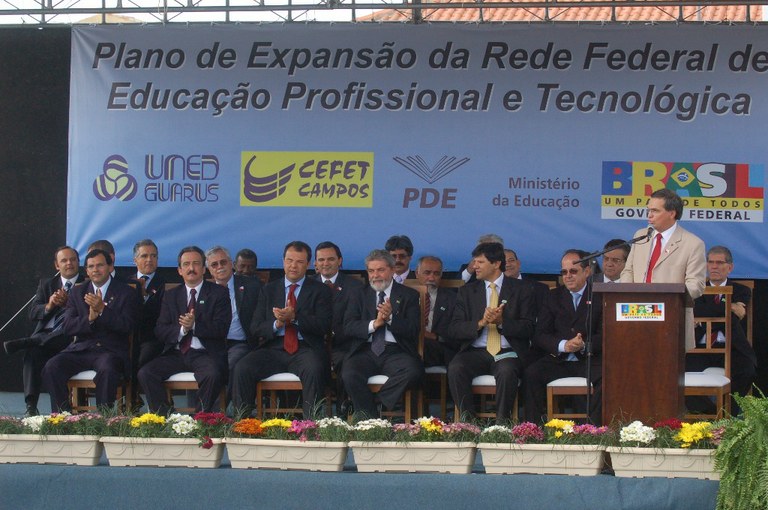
top-left (3, 337), bottom-right (37, 355)
top-left (24, 405), bottom-right (40, 417)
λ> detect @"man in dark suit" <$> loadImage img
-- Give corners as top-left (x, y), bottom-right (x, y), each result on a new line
top-left (446, 242), bottom-right (535, 423)
top-left (206, 245), bottom-right (262, 387)
top-left (523, 249), bottom-right (603, 424)
top-left (342, 249), bottom-right (423, 419)
top-left (4, 246), bottom-right (83, 416)
top-left (124, 239), bottom-right (166, 413)
top-left (415, 255), bottom-right (457, 367)
top-left (41, 249), bottom-right (138, 412)
top-left (595, 239), bottom-right (629, 284)
top-left (234, 248), bottom-right (258, 278)
top-left (459, 234), bottom-right (505, 283)
top-left (138, 246), bottom-right (232, 415)
top-left (385, 235), bottom-right (417, 283)
top-left (688, 245), bottom-right (757, 411)
top-left (232, 241), bottom-right (332, 418)
top-left (314, 241), bottom-right (364, 414)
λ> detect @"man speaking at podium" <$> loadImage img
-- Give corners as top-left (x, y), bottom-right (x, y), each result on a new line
top-left (620, 188), bottom-right (706, 349)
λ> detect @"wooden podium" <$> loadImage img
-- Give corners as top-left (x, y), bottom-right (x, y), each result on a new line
top-left (593, 283), bottom-right (686, 424)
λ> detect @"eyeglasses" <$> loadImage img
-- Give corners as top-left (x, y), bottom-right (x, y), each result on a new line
top-left (559, 268), bottom-right (582, 276)
top-left (603, 256), bottom-right (626, 264)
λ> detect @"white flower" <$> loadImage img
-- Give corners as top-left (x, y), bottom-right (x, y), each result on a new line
top-left (353, 418), bottom-right (392, 431)
top-left (620, 421), bottom-right (656, 444)
top-left (22, 415), bottom-right (46, 432)
top-left (481, 425), bottom-right (512, 435)
top-left (167, 414), bottom-right (198, 436)
top-left (317, 417), bottom-right (352, 430)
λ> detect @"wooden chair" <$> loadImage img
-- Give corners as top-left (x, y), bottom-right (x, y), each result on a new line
top-left (254, 270), bottom-right (271, 285)
top-left (163, 372), bottom-right (227, 414)
top-left (439, 279), bottom-right (465, 289)
top-left (546, 377), bottom-right (593, 421)
top-left (731, 279), bottom-right (754, 347)
top-left (685, 286), bottom-right (733, 420)
top-left (453, 375), bottom-right (520, 422)
top-left (255, 373), bottom-right (332, 419)
top-left (367, 283), bottom-right (427, 423)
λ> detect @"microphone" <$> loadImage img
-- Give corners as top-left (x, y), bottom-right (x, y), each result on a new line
top-left (646, 226), bottom-right (654, 240)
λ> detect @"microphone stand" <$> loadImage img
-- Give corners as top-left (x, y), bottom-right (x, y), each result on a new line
top-left (0, 271), bottom-right (60, 334)
top-left (575, 230), bottom-right (652, 423)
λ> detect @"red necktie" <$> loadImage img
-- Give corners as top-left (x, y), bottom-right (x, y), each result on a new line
top-left (645, 233), bottom-right (663, 283)
top-left (324, 279), bottom-right (336, 292)
top-left (284, 284), bottom-right (299, 354)
top-left (180, 288), bottom-right (196, 354)
top-left (424, 291), bottom-right (432, 330)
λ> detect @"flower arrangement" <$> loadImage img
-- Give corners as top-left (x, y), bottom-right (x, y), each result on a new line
top-left (0, 412), bottom-right (106, 436)
top-left (479, 422), bottom-right (545, 444)
top-left (231, 416), bottom-right (352, 442)
top-left (544, 419), bottom-right (611, 445)
top-left (616, 419), bottom-right (718, 449)
top-left (106, 412), bottom-right (232, 448)
top-left (352, 417), bottom-right (480, 443)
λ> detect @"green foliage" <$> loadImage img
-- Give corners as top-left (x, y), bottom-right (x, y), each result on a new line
top-left (715, 393), bottom-right (768, 510)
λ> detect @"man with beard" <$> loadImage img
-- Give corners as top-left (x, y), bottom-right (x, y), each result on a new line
top-left (342, 249), bottom-right (422, 418)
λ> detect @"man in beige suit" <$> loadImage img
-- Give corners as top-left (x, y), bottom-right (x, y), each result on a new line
top-left (620, 188), bottom-right (706, 349)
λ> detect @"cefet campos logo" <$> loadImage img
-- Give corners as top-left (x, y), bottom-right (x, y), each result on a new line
top-left (242, 156), bottom-right (294, 203)
top-left (92, 155), bottom-right (138, 202)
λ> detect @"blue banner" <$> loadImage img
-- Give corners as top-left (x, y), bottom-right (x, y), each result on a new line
top-left (69, 24), bottom-right (767, 276)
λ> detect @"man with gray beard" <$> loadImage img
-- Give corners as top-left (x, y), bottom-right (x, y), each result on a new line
top-left (342, 249), bottom-right (423, 419)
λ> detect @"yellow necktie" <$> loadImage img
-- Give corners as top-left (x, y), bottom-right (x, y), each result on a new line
top-left (486, 282), bottom-right (501, 356)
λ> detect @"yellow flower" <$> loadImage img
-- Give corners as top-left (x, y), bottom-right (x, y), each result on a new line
top-left (130, 413), bottom-right (166, 428)
top-left (261, 418), bottom-right (292, 429)
top-left (544, 419), bottom-right (575, 430)
top-left (674, 421), bottom-right (712, 448)
top-left (555, 431), bottom-right (563, 438)
top-left (47, 415), bottom-right (66, 425)
top-left (417, 417), bottom-right (443, 433)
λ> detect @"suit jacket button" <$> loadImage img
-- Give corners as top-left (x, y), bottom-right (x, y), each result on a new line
top-left (96, 342), bottom-right (101, 347)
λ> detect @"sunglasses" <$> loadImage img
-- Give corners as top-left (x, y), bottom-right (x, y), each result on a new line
top-left (559, 268), bottom-right (582, 276)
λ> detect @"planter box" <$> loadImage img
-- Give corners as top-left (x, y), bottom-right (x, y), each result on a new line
top-left (606, 446), bottom-right (719, 480)
top-left (101, 437), bottom-right (224, 468)
top-left (478, 443), bottom-right (606, 475)
top-left (349, 441), bottom-right (477, 474)
top-left (0, 434), bottom-right (102, 466)
top-left (225, 438), bottom-right (348, 472)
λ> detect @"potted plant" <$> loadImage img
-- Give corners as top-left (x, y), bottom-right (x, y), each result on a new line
top-left (0, 412), bottom-right (106, 466)
top-left (226, 416), bottom-right (352, 471)
top-left (349, 416), bottom-right (481, 474)
top-left (478, 420), bottom-right (610, 475)
top-left (607, 418), bottom-right (721, 479)
top-left (715, 394), bottom-right (768, 509)
top-left (100, 412), bottom-right (232, 468)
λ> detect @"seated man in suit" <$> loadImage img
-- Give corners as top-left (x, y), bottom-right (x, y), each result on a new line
top-left (687, 245), bottom-right (757, 412)
top-left (415, 255), bottom-right (457, 368)
top-left (342, 249), bottom-right (423, 419)
top-left (234, 248), bottom-right (258, 278)
top-left (314, 241), bottom-right (364, 415)
top-left (523, 249), bottom-right (603, 424)
top-left (596, 239), bottom-right (628, 284)
top-left (41, 248), bottom-right (138, 412)
top-left (4, 246), bottom-right (84, 416)
top-left (385, 235), bottom-right (416, 283)
top-left (138, 246), bottom-right (232, 415)
top-left (126, 239), bottom-right (166, 409)
top-left (446, 242), bottom-right (535, 423)
top-left (459, 234), bottom-right (505, 283)
top-left (232, 241), bottom-right (332, 418)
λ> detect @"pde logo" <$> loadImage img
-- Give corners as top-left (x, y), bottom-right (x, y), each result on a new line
top-left (394, 155), bottom-right (468, 208)
top-left (93, 155), bottom-right (137, 202)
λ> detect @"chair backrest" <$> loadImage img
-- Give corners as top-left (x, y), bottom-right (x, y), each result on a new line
top-left (402, 281), bottom-right (428, 359)
top-left (439, 279), bottom-right (464, 288)
top-left (254, 270), bottom-right (271, 285)
top-left (540, 280), bottom-right (558, 290)
top-left (691, 286), bottom-right (732, 378)
top-left (730, 279), bottom-right (754, 346)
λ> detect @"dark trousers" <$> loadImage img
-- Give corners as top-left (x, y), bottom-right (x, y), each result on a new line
top-left (231, 340), bottom-right (329, 418)
top-left (137, 348), bottom-right (227, 415)
top-left (448, 348), bottom-right (522, 423)
top-left (21, 332), bottom-right (70, 407)
top-left (41, 349), bottom-right (126, 412)
top-left (523, 355), bottom-right (603, 424)
top-left (341, 343), bottom-right (423, 419)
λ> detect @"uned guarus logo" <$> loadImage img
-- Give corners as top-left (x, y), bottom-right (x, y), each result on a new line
top-left (241, 152), bottom-right (373, 208)
top-left (93, 155), bottom-right (138, 202)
